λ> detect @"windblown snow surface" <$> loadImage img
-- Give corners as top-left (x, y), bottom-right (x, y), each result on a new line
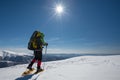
top-left (0, 55), bottom-right (120, 80)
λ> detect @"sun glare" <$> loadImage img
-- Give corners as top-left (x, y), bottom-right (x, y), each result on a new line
top-left (52, 2), bottom-right (68, 18)
top-left (56, 5), bottom-right (63, 14)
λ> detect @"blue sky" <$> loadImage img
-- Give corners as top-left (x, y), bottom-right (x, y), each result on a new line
top-left (0, 0), bottom-right (120, 54)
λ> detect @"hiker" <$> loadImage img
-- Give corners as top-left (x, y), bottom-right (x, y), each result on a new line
top-left (27, 30), bottom-right (48, 72)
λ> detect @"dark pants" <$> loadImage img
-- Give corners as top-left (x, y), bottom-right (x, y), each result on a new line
top-left (28, 50), bottom-right (42, 69)
top-left (34, 50), bottom-right (42, 60)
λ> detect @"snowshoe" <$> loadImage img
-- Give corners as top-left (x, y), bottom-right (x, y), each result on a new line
top-left (22, 68), bottom-right (35, 76)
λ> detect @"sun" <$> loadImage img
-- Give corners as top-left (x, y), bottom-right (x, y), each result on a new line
top-left (56, 5), bottom-right (63, 14)
top-left (51, 2), bottom-right (68, 18)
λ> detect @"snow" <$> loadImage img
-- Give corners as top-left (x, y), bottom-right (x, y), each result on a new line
top-left (0, 55), bottom-right (120, 80)
top-left (0, 50), bottom-right (33, 68)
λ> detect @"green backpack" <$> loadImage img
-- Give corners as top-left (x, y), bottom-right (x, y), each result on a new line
top-left (28, 31), bottom-right (43, 50)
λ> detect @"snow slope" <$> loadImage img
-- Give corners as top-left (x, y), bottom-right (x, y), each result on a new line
top-left (0, 55), bottom-right (120, 80)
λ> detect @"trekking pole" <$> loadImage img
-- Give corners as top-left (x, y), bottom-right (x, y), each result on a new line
top-left (43, 45), bottom-right (47, 70)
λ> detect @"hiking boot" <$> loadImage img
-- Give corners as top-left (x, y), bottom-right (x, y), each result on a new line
top-left (36, 66), bottom-right (43, 72)
top-left (27, 66), bottom-right (33, 70)
top-left (34, 68), bottom-right (43, 74)
top-left (37, 68), bottom-right (43, 72)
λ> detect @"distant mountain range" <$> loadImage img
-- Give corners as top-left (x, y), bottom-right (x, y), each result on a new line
top-left (0, 50), bottom-right (33, 68)
top-left (0, 50), bottom-right (81, 68)
top-left (0, 50), bottom-right (119, 68)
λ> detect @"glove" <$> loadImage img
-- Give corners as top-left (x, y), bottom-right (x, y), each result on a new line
top-left (45, 43), bottom-right (48, 46)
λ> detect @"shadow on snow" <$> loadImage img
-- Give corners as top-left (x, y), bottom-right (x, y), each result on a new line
top-left (15, 74), bottom-right (34, 80)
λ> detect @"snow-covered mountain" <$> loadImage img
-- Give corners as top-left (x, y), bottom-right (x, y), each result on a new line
top-left (0, 55), bottom-right (120, 80)
top-left (0, 50), bottom-right (82, 68)
top-left (0, 50), bottom-right (33, 68)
